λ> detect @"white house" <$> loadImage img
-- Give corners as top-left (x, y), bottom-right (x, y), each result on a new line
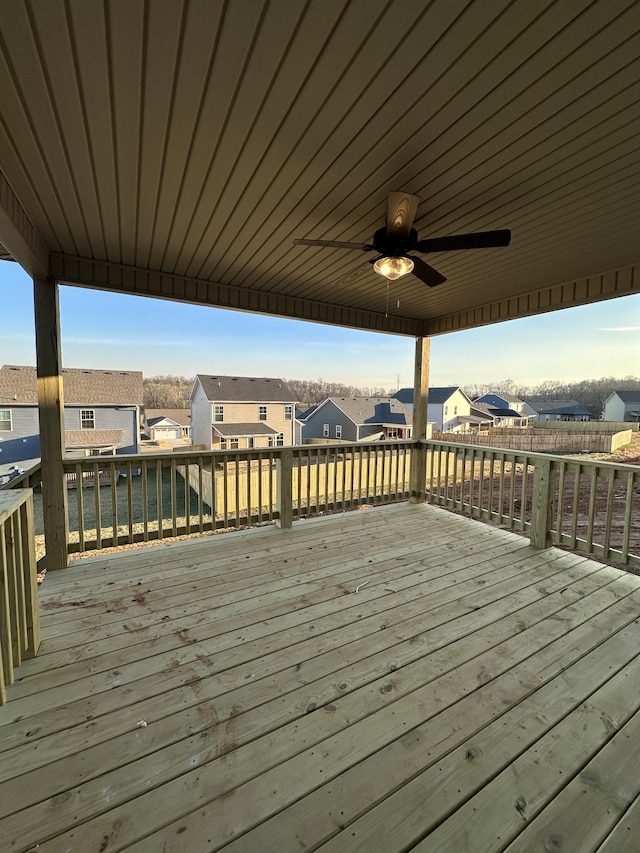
top-left (474, 392), bottom-right (535, 427)
top-left (602, 390), bottom-right (640, 423)
top-left (395, 386), bottom-right (472, 433)
top-left (144, 409), bottom-right (192, 441)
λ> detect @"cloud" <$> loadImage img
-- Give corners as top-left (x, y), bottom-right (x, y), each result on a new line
top-left (598, 326), bottom-right (640, 332)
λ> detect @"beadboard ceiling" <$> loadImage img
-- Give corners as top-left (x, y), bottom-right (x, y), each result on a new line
top-left (1, 0), bottom-right (639, 336)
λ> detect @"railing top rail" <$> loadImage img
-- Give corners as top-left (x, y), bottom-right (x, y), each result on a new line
top-left (422, 439), bottom-right (640, 475)
top-left (0, 462), bottom-right (42, 491)
top-left (0, 488), bottom-right (33, 522)
top-left (60, 439), bottom-right (416, 468)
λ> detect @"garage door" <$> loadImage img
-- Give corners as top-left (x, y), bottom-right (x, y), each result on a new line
top-left (154, 427), bottom-right (180, 440)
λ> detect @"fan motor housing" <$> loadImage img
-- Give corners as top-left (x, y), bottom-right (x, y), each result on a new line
top-left (371, 226), bottom-right (418, 257)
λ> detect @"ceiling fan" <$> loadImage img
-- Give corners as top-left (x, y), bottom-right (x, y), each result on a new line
top-left (293, 191), bottom-right (511, 286)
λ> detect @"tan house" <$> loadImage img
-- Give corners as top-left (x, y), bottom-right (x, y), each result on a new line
top-left (190, 375), bottom-right (298, 450)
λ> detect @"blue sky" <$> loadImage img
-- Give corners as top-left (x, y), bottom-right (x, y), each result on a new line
top-left (1, 261), bottom-right (638, 390)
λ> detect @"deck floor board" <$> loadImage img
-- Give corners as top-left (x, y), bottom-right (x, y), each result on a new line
top-left (1, 503), bottom-right (639, 852)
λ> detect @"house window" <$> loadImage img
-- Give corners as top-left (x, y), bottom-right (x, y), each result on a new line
top-left (229, 438), bottom-right (239, 449)
top-left (454, 406), bottom-right (458, 415)
top-left (0, 410), bottom-right (12, 431)
top-left (335, 425), bottom-right (342, 439)
top-left (80, 409), bottom-right (95, 430)
top-left (444, 405), bottom-right (448, 415)
top-left (277, 433), bottom-right (284, 446)
top-left (247, 437), bottom-right (255, 449)
top-left (323, 423), bottom-right (329, 437)
top-left (284, 404), bottom-right (293, 421)
top-left (259, 405), bottom-right (267, 421)
top-left (220, 437), bottom-right (227, 449)
top-left (214, 405), bottom-right (224, 422)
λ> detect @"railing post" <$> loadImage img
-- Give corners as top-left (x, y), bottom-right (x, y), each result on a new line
top-left (530, 456), bottom-right (553, 549)
top-left (409, 336), bottom-right (430, 503)
top-left (277, 448), bottom-right (293, 529)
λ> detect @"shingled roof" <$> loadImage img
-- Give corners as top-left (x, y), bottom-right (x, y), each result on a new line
top-left (196, 375), bottom-right (297, 403)
top-left (394, 387), bottom-right (462, 405)
top-left (330, 397), bottom-right (412, 427)
top-left (525, 399), bottom-right (592, 416)
top-left (65, 429), bottom-right (123, 448)
top-left (145, 409), bottom-right (191, 426)
top-left (0, 365), bottom-right (143, 406)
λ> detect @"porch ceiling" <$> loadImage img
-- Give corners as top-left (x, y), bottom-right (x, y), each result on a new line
top-left (1, 0), bottom-right (639, 336)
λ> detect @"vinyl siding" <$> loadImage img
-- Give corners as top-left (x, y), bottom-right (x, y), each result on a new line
top-left (190, 381), bottom-right (213, 449)
top-left (0, 404), bottom-right (138, 473)
top-left (0, 406), bottom-right (40, 469)
top-left (64, 406), bottom-right (140, 454)
top-left (303, 401), bottom-right (357, 442)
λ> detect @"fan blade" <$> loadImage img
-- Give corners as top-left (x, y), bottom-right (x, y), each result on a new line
top-left (411, 256), bottom-right (447, 287)
top-left (386, 191), bottom-right (419, 239)
top-left (416, 229), bottom-right (511, 253)
top-left (293, 238), bottom-right (369, 250)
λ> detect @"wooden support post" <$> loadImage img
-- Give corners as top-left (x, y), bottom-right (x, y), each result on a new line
top-left (409, 337), bottom-right (430, 503)
top-left (530, 456), bottom-right (553, 549)
top-left (277, 448), bottom-right (293, 529)
top-left (34, 278), bottom-right (68, 570)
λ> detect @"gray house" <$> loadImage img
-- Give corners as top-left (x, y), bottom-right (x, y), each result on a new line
top-left (303, 397), bottom-right (414, 443)
top-left (0, 365), bottom-right (143, 481)
top-left (524, 399), bottom-right (592, 422)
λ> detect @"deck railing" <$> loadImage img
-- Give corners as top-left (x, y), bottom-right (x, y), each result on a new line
top-left (425, 440), bottom-right (640, 569)
top-left (60, 440), bottom-right (412, 553)
top-left (1, 440), bottom-right (638, 570)
top-left (0, 489), bottom-right (40, 705)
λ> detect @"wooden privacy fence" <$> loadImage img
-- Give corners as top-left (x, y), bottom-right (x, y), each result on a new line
top-left (425, 440), bottom-right (640, 569)
top-left (0, 489), bottom-right (40, 705)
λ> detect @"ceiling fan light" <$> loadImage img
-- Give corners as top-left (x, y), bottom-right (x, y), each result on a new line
top-left (373, 256), bottom-right (414, 280)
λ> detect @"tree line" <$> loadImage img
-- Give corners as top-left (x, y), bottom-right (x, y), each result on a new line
top-left (143, 374), bottom-right (639, 418)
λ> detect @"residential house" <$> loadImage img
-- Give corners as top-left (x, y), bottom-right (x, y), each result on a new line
top-left (0, 365), bottom-right (143, 481)
top-left (303, 397), bottom-right (415, 443)
top-left (524, 399), bottom-right (592, 422)
top-left (190, 375), bottom-right (298, 450)
top-left (394, 386), bottom-right (471, 433)
top-left (473, 392), bottom-right (534, 427)
top-left (294, 406), bottom-right (317, 444)
top-left (602, 390), bottom-right (640, 423)
top-left (144, 409), bottom-right (192, 441)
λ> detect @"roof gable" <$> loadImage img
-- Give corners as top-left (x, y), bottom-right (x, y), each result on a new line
top-left (0, 365), bottom-right (143, 406)
top-left (394, 386), bottom-right (463, 406)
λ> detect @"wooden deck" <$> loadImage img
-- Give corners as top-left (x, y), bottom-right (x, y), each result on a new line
top-left (1, 502), bottom-right (640, 852)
